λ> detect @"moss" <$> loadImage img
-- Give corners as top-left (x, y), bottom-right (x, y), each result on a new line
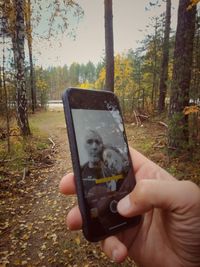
top-left (166, 165), bottom-right (178, 177)
top-left (138, 140), bottom-right (153, 153)
top-left (36, 141), bottom-right (49, 150)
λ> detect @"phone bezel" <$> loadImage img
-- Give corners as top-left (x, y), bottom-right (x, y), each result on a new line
top-left (62, 87), bottom-right (141, 241)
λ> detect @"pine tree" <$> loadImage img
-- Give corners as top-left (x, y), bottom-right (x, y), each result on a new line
top-left (104, 0), bottom-right (114, 92)
top-left (168, 0), bottom-right (196, 151)
top-left (158, 0), bottom-right (171, 112)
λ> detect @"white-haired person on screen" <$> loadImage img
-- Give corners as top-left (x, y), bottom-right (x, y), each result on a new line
top-left (81, 129), bottom-right (111, 196)
top-left (102, 145), bottom-right (129, 192)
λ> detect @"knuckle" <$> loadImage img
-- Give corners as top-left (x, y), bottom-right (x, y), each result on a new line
top-left (134, 179), bottom-right (150, 201)
top-left (183, 180), bottom-right (200, 204)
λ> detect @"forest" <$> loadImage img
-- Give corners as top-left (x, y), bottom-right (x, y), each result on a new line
top-left (0, 0), bottom-right (200, 266)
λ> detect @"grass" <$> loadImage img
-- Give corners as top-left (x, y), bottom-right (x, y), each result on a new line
top-left (126, 120), bottom-right (200, 186)
top-left (0, 136), bottom-right (50, 175)
top-left (0, 109), bottom-right (65, 180)
top-left (29, 109), bottom-right (65, 133)
top-left (0, 111), bottom-right (56, 177)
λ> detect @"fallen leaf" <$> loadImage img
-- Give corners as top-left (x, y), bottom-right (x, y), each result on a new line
top-left (75, 236), bottom-right (80, 245)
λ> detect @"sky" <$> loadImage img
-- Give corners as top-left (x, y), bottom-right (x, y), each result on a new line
top-left (32, 0), bottom-right (179, 68)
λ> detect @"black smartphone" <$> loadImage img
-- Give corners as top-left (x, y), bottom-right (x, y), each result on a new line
top-left (62, 88), bottom-right (141, 242)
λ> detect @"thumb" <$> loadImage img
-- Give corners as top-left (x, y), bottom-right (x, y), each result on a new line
top-left (117, 179), bottom-right (200, 217)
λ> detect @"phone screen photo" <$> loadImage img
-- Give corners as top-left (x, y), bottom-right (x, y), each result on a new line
top-left (63, 88), bottom-right (141, 241)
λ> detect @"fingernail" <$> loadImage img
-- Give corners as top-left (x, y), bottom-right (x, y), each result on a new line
top-left (112, 249), bottom-right (120, 262)
top-left (117, 195), bottom-right (131, 214)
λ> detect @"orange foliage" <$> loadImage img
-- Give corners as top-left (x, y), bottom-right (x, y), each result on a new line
top-left (183, 105), bottom-right (200, 115)
top-left (187, 0), bottom-right (200, 10)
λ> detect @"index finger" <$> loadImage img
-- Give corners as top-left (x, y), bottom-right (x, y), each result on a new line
top-left (129, 147), bottom-right (153, 172)
top-left (59, 172), bottom-right (76, 195)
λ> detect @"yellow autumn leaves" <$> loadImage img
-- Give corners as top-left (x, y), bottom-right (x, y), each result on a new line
top-left (80, 53), bottom-right (136, 101)
top-left (183, 105), bottom-right (200, 115)
top-left (187, 0), bottom-right (200, 10)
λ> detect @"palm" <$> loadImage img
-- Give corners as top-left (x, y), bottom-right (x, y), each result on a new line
top-left (117, 209), bottom-right (181, 267)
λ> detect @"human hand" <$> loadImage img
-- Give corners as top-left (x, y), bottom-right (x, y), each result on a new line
top-left (59, 148), bottom-right (200, 267)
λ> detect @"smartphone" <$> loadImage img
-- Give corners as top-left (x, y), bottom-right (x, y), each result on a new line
top-left (62, 88), bottom-right (141, 242)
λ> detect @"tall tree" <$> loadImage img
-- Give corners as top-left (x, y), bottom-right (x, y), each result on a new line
top-left (13, 0), bottom-right (31, 135)
top-left (129, 48), bottom-right (144, 110)
top-left (190, 9), bottom-right (200, 102)
top-left (168, 0), bottom-right (196, 150)
top-left (1, 2), bottom-right (11, 152)
top-left (69, 62), bottom-right (80, 85)
top-left (25, 0), bottom-right (36, 113)
top-left (151, 16), bottom-right (162, 109)
top-left (158, 0), bottom-right (171, 112)
top-left (104, 0), bottom-right (114, 92)
top-left (141, 16), bottom-right (163, 111)
top-left (85, 61), bottom-right (96, 83)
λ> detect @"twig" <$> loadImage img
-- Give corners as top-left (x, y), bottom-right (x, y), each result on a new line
top-left (22, 167), bottom-right (30, 181)
top-left (168, 146), bottom-right (176, 150)
top-left (0, 221), bottom-right (18, 240)
top-left (153, 140), bottom-right (166, 148)
top-left (22, 167), bottom-right (26, 181)
top-left (0, 158), bottom-right (17, 164)
top-left (133, 110), bottom-right (138, 126)
top-left (154, 144), bottom-right (165, 148)
top-left (133, 110), bottom-right (141, 126)
top-left (48, 137), bottom-right (55, 149)
top-left (138, 114), bottom-right (149, 120)
top-left (158, 121), bottom-right (168, 128)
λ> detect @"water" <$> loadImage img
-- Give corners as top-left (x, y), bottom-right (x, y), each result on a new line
top-left (47, 100), bottom-right (63, 110)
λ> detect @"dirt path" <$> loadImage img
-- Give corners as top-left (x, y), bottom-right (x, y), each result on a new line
top-left (0, 111), bottom-right (135, 267)
top-left (2, 110), bottom-right (199, 266)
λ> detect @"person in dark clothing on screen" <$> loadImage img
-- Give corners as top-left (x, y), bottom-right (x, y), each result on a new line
top-left (81, 129), bottom-right (111, 197)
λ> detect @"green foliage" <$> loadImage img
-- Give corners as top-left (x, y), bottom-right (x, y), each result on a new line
top-left (166, 165), bottom-right (178, 177)
top-left (36, 141), bottom-right (49, 150)
top-left (35, 67), bottom-right (49, 108)
top-left (35, 61), bottom-right (100, 100)
top-left (95, 53), bottom-right (137, 114)
top-left (138, 139), bottom-right (154, 153)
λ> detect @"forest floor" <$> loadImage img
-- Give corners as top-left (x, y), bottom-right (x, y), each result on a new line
top-left (0, 109), bottom-right (199, 267)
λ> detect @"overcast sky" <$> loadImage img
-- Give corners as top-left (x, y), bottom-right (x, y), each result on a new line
top-left (32, 0), bottom-right (179, 68)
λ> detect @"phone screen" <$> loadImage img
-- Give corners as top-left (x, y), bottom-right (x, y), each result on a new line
top-left (66, 89), bottom-right (140, 239)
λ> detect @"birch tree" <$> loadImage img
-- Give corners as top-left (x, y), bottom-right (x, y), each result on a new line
top-left (13, 0), bottom-right (31, 135)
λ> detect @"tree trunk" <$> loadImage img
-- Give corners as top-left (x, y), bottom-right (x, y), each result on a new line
top-left (3, 35), bottom-right (11, 152)
top-left (25, 0), bottom-right (36, 113)
top-left (168, 0), bottom-right (196, 151)
top-left (104, 0), bottom-right (114, 92)
top-left (158, 0), bottom-right (171, 112)
top-left (0, 66), bottom-right (3, 112)
top-left (13, 0), bottom-right (31, 136)
top-left (151, 17), bottom-right (159, 109)
top-left (191, 10), bottom-right (200, 101)
top-left (137, 58), bottom-right (142, 109)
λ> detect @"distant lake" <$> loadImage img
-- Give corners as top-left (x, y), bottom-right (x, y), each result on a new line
top-left (47, 100), bottom-right (63, 110)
